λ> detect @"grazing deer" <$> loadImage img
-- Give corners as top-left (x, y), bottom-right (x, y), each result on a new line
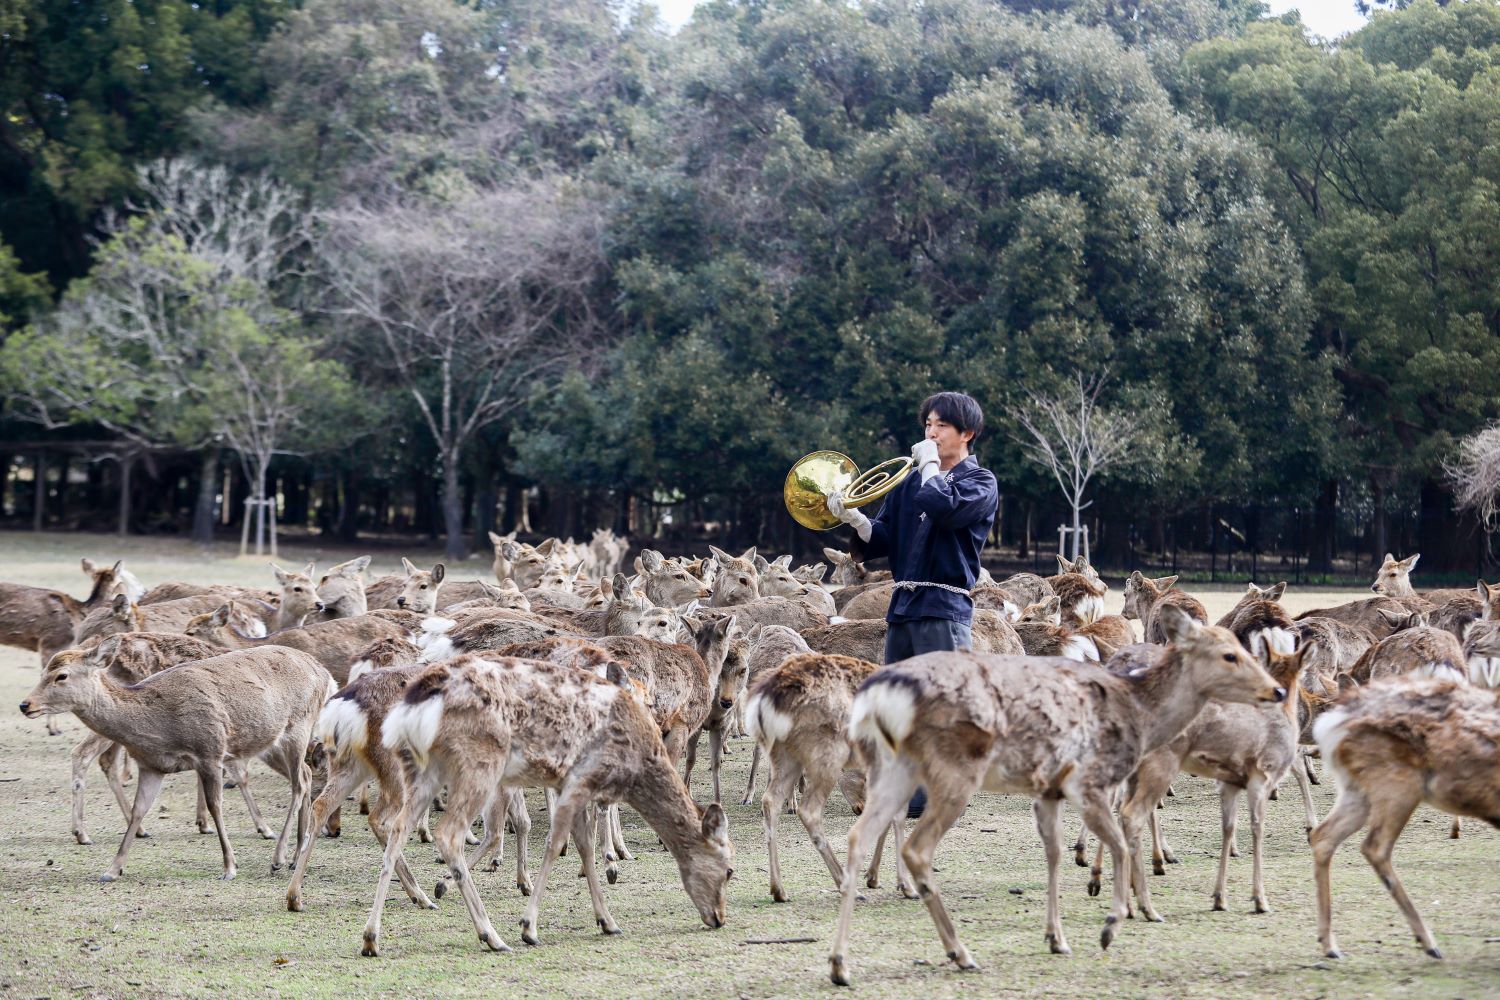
top-left (1118, 644), bottom-right (1312, 914)
top-left (1311, 676), bottom-right (1500, 959)
top-left (1123, 572), bottom-right (1208, 643)
top-left (825, 606), bottom-right (1285, 985)
top-left (20, 645), bottom-right (331, 881)
top-left (367, 654), bottom-right (734, 956)
top-left (746, 651), bottom-right (914, 903)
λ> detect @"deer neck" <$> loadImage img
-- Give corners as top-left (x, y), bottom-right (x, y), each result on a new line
top-left (68, 673), bottom-right (152, 745)
top-left (624, 747), bottom-right (705, 865)
top-left (1129, 648), bottom-right (1213, 754)
top-left (1384, 578), bottom-right (1418, 600)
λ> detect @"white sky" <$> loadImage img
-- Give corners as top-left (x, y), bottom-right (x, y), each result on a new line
top-left (653, 1), bottom-right (1372, 41)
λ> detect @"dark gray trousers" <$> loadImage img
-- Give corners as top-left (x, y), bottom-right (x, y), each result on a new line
top-left (883, 617), bottom-right (972, 817)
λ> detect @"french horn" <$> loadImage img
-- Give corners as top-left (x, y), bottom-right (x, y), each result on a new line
top-left (783, 450), bottom-right (914, 531)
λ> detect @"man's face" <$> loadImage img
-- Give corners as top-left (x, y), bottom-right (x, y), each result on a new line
top-left (924, 413), bottom-right (974, 466)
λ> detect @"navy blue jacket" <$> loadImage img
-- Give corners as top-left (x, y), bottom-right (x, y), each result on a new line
top-left (861, 456), bottom-right (999, 625)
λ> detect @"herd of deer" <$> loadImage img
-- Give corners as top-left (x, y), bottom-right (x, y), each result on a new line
top-left (3, 532), bottom-right (1498, 986)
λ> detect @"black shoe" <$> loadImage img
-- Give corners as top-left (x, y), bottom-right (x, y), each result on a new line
top-left (906, 789), bottom-right (927, 820)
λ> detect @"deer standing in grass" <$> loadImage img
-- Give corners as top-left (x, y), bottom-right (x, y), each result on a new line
top-left (1122, 572), bottom-right (1208, 643)
top-left (746, 651), bottom-right (914, 903)
top-left (368, 654), bottom-right (734, 957)
top-left (825, 606), bottom-right (1285, 986)
top-left (1311, 676), bottom-right (1500, 960)
top-left (20, 646), bottom-right (331, 881)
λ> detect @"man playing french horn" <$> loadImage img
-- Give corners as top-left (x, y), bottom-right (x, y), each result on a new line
top-left (826, 390), bottom-right (998, 817)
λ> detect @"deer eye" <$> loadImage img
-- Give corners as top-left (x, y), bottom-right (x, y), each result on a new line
top-left (54, 672), bottom-right (69, 682)
top-left (420, 585), bottom-right (428, 590)
top-left (1222, 653), bottom-right (1236, 663)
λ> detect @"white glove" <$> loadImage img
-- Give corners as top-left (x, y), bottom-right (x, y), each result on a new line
top-left (911, 439), bottom-right (940, 483)
top-left (826, 490), bottom-right (872, 542)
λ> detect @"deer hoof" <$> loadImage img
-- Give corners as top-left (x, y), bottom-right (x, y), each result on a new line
top-left (361, 935), bottom-right (379, 958)
top-left (1425, 946), bottom-right (1443, 960)
top-left (434, 880), bottom-right (448, 900)
top-left (481, 931), bottom-right (510, 952)
top-left (830, 956), bottom-right (851, 987)
top-left (287, 894), bottom-right (303, 912)
top-left (1100, 916), bottom-right (1118, 950)
top-left (1253, 899), bottom-right (1269, 915)
top-left (1086, 878), bottom-right (1100, 897)
top-left (1211, 893), bottom-right (1226, 911)
top-left (606, 865), bottom-right (619, 885)
top-left (75, 833), bottom-right (92, 846)
top-left (517, 880), bottom-right (532, 898)
top-left (1152, 862), bottom-right (1165, 876)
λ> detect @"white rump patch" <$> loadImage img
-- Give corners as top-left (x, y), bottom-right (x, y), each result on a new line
top-left (317, 697), bottom-right (369, 757)
top-left (1063, 635), bottom-right (1100, 662)
top-left (1075, 595), bottom-right (1104, 625)
top-left (1250, 627), bottom-right (1296, 659)
top-left (1416, 662), bottom-right (1466, 684)
top-left (418, 636), bottom-right (454, 664)
top-left (829, 615), bottom-right (848, 625)
top-left (1002, 600), bottom-right (1020, 623)
top-left (244, 618), bottom-right (268, 639)
top-left (746, 692), bottom-right (792, 749)
top-left (347, 658), bottom-right (375, 684)
top-left (118, 569), bottom-right (147, 604)
top-left (1312, 705), bottom-right (1352, 767)
top-left (1467, 655), bottom-right (1500, 689)
top-left (848, 681), bottom-right (916, 752)
top-left (381, 695), bottom-right (444, 768)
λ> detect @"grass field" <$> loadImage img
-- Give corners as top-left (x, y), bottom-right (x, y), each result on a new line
top-left (0, 531), bottom-right (1496, 999)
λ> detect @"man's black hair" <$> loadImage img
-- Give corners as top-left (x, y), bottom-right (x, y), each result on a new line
top-left (919, 391), bottom-right (984, 444)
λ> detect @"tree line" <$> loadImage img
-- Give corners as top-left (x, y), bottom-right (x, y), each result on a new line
top-left (1, 0), bottom-right (1496, 570)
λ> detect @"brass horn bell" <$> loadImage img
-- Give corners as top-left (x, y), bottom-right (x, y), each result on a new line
top-left (783, 450), bottom-right (915, 531)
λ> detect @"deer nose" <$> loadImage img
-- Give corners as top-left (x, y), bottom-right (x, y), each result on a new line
top-left (1369, 583), bottom-right (1380, 593)
top-left (314, 602), bottom-right (326, 611)
top-left (395, 597), bottom-right (406, 607)
top-left (718, 698), bottom-right (734, 710)
top-left (18, 700), bottom-right (29, 715)
top-left (1271, 687), bottom-right (1287, 703)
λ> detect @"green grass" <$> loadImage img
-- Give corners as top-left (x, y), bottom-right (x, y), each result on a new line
top-left (0, 530), bottom-right (1496, 998)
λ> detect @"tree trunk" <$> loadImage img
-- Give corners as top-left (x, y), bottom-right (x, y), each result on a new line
top-left (442, 452), bottom-right (467, 561)
top-left (32, 451), bottom-right (46, 532)
top-left (1418, 477), bottom-right (1478, 573)
top-left (117, 455), bottom-right (133, 537)
top-left (337, 467), bottom-right (360, 542)
top-left (1309, 479), bottom-right (1337, 574)
top-left (192, 450), bottom-right (218, 545)
top-left (1370, 474), bottom-right (1388, 564)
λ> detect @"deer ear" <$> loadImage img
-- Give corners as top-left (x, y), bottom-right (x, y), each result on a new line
top-left (1056, 554), bottom-right (1072, 572)
top-left (1128, 570), bottom-right (1144, 585)
top-left (1401, 553), bottom-right (1420, 570)
top-left (271, 563), bottom-right (290, 584)
top-left (81, 558), bottom-right (98, 575)
top-left (1158, 604), bottom-right (1198, 644)
top-left (701, 802), bottom-right (729, 846)
top-left (488, 531), bottom-right (504, 548)
top-left (1155, 575), bottom-right (1180, 591)
top-left (709, 545), bottom-right (733, 566)
top-left (753, 554), bottom-right (770, 573)
top-left (500, 540), bottom-right (522, 560)
top-left (640, 549), bottom-right (664, 572)
top-left (431, 563), bottom-right (445, 584)
top-left (822, 547), bottom-right (845, 565)
top-left (301, 561), bottom-right (316, 577)
top-left (1266, 582), bottom-right (1287, 602)
top-left (808, 564), bottom-right (827, 582)
top-left (112, 593), bottom-right (130, 615)
top-left (740, 546), bottom-right (757, 563)
top-left (536, 538), bottom-right (558, 555)
top-left (605, 661), bottom-right (631, 688)
top-left (1294, 640), bottom-right (1317, 670)
top-left (1336, 673), bottom-right (1359, 695)
top-left (1383, 553), bottom-right (1396, 566)
top-left (1377, 608), bottom-right (1408, 628)
top-left (611, 572), bottom-right (631, 598)
top-left (401, 557), bottom-right (417, 576)
top-left (211, 603), bottom-right (232, 627)
top-left (774, 555), bottom-right (792, 570)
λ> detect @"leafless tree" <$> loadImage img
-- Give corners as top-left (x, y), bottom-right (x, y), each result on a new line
top-left (1009, 371), bottom-right (1143, 561)
top-left (317, 178), bottom-right (608, 560)
top-left (1447, 422), bottom-right (1500, 551)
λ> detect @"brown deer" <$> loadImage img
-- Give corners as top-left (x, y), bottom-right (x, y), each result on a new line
top-left (309, 555), bottom-right (372, 621)
top-left (270, 562), bottom-right (326, 630)
top-left (1117, 644), bottom-right (1312, 914)
top-left (1347, 614), bottom-right (1466, 684)
top-left (1295, 593), bottom-right (1410, 640)
top-left (994, 572), bottom-right (1054, 607)
top-left (20, 645), bottom-right (332, 881)
top-left (746, 651), bottom-right (914, 903)
top-left (1013, 598), bottom-right (1101, 660)
top-left (825, 606), bottom-right (1285, 985)
top-left (707, 545), bottom-right (760, 606)
top-left (367, 654), bottom-right (734, 956)
top-left (1122, 572), bottom-right (1208, 643)
top-left (186, 605), bottom-right (409, 686)
top-left (822, 547), bottom-right (889, 588)
top-left (1311, 676), bottom-right (1500, 959)
top-left (1463, 619), bottom-right (1500, 688)
top-left (681, 615), bottom-right (746, 803)
top-left (1215, 582), bottom-right (1297, 658)
top-left (635, 549), bottom-right (710, 607)
top-left (1051, 572), bottom-right (1107, 627)
top-left (736, 625), bottom-right (815, 804)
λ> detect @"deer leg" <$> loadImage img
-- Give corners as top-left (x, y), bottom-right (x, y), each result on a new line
top-left (434, 773), bottom-right (509, 952)
top-left (197, 763), bottom-right (238, 881)
top-left (230, 758), bottom-right (277, 839)
top-left (1118, 774), bottom-right (1167, 924)
top-left (1077, 790), bottom-right (1132, 949)
top-left (70, 733), bottom-right (113, 845)
top-left (901, 772), bottom-right (982, 972)
top-left (509, 790), bottom-right (533, 896)
top-left (740, 744), bottom-right (763, 807)
top-left (682, 729), bottom-right (701, 790)
top-left (367, 761), bottom-right (435, 910)
top-left (288, 760), bottom-right (366, 912)
top-left (520, 783), bottom-right (593, 946)
top-left (1034, 797), bottom-right (1072, 955)
top-left (829, 753), bottom-right (918, 987)
top-left (1247, 775), bottom-right (1271, 913)
top-left (359, 782), bottom-right (371, 815)
top-left (797, 766), bottom-right (846, 890)
top-left (592, 802), bottom-right (619, 886)
top-left (1290, 752), bottom-right (1318, 834)
top-left (1303, 749), bottom-right (1320, 785)
top-left (276, 742), bottom-right (314, 874)
top-left (1359, 790), bottom-right (1438, 957)
top-left (1449, 817), bottom-right (1461, 839)
top-left (1212, 783), bottom-right (1240, 911)
top-left (362, 772), bottom-right (436, 957)
top-left (609, 802), bottom-right (631, 862)
top-left (1310, 784), bottom-right (1371, 959)
top-left (1072, 813), bottom-right (1089, 868)
top-left (709, 724), bottom-right (724, 804)
top-left (761, 753), bottom-right (802, 902)
top-left (101, 768), bottom-right (164, 882)
top-left (572, 802), bottom-right (621, 935)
